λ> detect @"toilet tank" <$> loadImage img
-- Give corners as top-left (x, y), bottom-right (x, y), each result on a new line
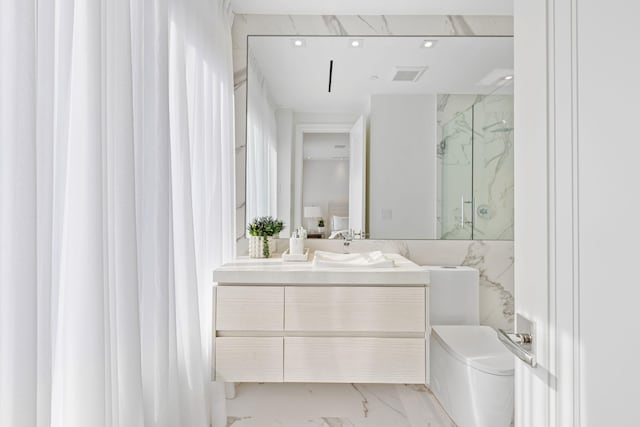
top-left (424, 266), bottom-right (479, 325)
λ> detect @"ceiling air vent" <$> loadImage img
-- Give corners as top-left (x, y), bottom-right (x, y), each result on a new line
top-left (391, 66), bottom-right (428, 82)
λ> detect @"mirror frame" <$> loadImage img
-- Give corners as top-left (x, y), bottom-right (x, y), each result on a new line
top-left (234, 16), bottom-right (514, 243)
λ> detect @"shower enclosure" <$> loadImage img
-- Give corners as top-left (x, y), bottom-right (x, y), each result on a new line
top-left (437, 84), bottom-right (514, 240)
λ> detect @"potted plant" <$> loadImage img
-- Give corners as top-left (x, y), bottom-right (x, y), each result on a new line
top-left (247, 216), bottom-right (284, 258)
top-left (317, 218), bottom-right (325, 234)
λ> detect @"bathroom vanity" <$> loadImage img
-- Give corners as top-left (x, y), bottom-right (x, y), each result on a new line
top-left (212, 253), bottom-right (430, 384)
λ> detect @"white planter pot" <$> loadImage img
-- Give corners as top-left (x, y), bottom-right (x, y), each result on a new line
top-left (249, 235), bottom-right (277, 258)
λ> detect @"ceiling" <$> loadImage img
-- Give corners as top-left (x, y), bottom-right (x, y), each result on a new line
top-left (249, 36), bottom-right (513, 114)
top-left (230, 0), bottom-right (513, 16)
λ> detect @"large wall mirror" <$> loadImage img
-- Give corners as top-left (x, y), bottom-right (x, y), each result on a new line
top-left (246, 35), bottom-right (513, 240)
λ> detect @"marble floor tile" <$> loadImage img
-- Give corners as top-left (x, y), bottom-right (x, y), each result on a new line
top-left (225, 383), bottom-right (454, 427)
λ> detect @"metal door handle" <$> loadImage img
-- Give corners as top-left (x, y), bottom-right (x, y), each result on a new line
top-left (460, 196), bottom-right (473, 228)
top-left (497, 313), bottom-right (537, 367)
top-left (497, 329), bottom-right (536, 367)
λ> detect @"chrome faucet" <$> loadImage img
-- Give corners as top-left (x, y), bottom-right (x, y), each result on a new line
top-left (352, 230), bottom-right (369, 240)
top-left (342, 229), bottom-right (354, 252)
top-left (342, 229), bottom-right (370, 252)
top-left (342, 230), bottom-right (354, 248)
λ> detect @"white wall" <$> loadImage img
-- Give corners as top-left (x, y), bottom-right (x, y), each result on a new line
top-left (303, 132), bottom-right (350, 159)
top-left (369, 94), bottom-right (438, 239)
top-left (294, 112), bottom-right (359, 127)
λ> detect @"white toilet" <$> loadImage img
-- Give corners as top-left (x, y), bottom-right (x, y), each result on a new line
top-left (426, 266), bottom-right (514, 427)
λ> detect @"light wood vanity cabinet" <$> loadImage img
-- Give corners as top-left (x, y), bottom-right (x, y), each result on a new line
top-left (284, 337), bottom-right (425, 383)
top-left (285, 286), bottom-right (425, 332)
top-left (213, 283), bottom-right (429, 384)
top-left (216, 337), bottom-right (283, 382)
top-left (216, 286), bottom-right (284, 330)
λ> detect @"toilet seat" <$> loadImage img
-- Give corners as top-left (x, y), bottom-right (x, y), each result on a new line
top-left (431, 325), bottom-right (514, 376)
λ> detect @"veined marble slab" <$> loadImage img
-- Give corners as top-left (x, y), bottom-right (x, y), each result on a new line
top-left (224, 383), bottom-right (454, 427)
top-left (213, 253), bottom-right (429, 285)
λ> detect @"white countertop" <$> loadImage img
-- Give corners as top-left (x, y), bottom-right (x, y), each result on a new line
top-left (213, 252), bottom-right (429, 285)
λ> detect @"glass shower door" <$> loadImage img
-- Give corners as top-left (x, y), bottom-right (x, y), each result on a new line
top-left (438, 108), bottom-right (474, 239)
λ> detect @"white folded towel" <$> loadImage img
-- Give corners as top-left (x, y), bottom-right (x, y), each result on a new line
top-left (312, 250), bottom-right (395, 268)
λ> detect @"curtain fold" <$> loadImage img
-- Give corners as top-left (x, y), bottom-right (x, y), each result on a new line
top-left (0, 2), bottom-right (37, 427)
top-left (245, 53), bottom-right (278, 221)
top-left (0, 0), bottom-right (235, 426)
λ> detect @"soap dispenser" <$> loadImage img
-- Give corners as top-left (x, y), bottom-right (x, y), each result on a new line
top-left (289, 228), bottom-right (305, 255)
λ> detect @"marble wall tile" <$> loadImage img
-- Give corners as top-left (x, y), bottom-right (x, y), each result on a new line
top-left (472, 94), bottom-right (514, 240)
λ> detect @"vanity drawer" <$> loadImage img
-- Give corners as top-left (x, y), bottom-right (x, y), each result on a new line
top-left (284, 337), bottom-right (425, 383)
top-left (216, 286), bottom-right (284, 331)
top-left (284, 286), bottom-right (425, 332)
top-left (215, 337), bottom-right (283, 382)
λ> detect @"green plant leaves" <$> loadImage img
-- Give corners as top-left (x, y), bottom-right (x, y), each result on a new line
top-left (247, 216), bottom-right (284, 237)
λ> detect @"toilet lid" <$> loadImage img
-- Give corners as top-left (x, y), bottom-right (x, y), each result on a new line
top-left (432, 325), bottom-right (515, 376)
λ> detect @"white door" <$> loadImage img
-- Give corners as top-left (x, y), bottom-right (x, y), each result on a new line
top-left (514, 1), bottom-right (640, 426)
top-left (348, 116), bottom-right (366, 233)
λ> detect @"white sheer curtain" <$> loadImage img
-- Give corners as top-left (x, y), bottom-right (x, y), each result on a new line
top-left (0, 0), bottom-right (235, 426)
top-left (246, 53), bottom-right (278, 222)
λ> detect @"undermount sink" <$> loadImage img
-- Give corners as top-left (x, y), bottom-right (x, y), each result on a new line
top-left (312, 250), bottom-right (396, 268)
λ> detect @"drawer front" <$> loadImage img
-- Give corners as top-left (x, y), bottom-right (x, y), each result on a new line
top-left (285, 286), bottom-right (425, 332)
top-left (215, 337), bottom-right (283, 382)
top-left (284, 337), bottom-right (425, 383)
top-left (216, 286), bottom-right (283, 331)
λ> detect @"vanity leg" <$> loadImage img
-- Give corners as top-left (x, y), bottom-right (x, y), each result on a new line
top-left (224, 382), bottom-right (237, 399)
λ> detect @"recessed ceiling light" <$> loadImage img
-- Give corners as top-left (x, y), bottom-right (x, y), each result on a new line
top-left (350, 39), bottom-right (363, 48)
top-left (504, 75), bottom-right (514, 80)
top-left (478, 69), bottom-right (514, 86)
top-left (422, 40), bottom-right (437, 48)
top-left (292, 39), bottom-right (305, 48)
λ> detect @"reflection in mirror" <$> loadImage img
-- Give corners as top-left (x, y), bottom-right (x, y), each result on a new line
top-left (302, 133), bottom-right (349, 238)
top-left (246, 36), bottom-right (513, 240)
top-left (439, 89), bottom-right (514, 240)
